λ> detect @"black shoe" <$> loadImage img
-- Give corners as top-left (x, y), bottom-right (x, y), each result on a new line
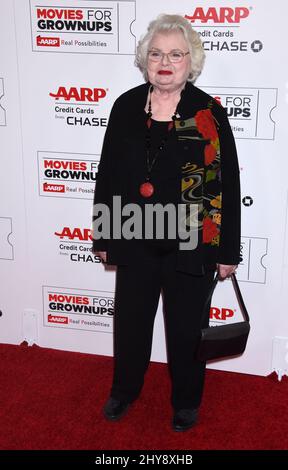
top-left (172, 408), bottom-right (198, 432)
top-left (103, 397), bottom-right (131, 421)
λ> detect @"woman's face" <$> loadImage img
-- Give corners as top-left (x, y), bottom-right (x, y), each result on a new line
top-left (146, 30), bottom-right (191, 92)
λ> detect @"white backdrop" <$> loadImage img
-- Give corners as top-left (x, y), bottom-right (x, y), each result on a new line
top-left (0, 0), bottom-right (288, 377)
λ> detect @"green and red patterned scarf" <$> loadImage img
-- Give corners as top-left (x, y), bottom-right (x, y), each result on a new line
top-left (175, 100), bottom-right (222, 249)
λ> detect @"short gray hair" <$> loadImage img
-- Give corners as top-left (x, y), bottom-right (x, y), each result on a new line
top-left (135, 14), bottom-right (205, 83)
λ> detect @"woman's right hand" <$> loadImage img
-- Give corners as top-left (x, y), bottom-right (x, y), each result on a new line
top-left (95, 251), bottom-right (107, 263)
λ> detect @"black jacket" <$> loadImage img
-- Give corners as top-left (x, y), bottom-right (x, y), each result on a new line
top-left (92, 82), bottom-right (242, 274)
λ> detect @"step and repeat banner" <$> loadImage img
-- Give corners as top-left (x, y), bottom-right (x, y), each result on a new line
top-left (0, 0), bottom-right (287, 376)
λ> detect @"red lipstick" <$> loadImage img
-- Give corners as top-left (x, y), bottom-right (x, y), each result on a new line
top-left (158, 70), bottom-right (173, 75)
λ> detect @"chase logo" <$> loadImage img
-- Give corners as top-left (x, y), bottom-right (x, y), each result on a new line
top-left (242, 196), bottom-right (253, 207)
top-left (188, 6), bottom-right (266, 55)
top-left (251, 40), bottom-right (263, 53)
top-left (0, 78), bottom-right (7, 126)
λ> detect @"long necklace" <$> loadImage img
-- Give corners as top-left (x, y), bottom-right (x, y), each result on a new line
top-left (139, 86), bottom-right (181, 198)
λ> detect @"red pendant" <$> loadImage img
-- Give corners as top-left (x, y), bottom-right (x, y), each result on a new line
top-left (139, 181), bottom-right (154, 198)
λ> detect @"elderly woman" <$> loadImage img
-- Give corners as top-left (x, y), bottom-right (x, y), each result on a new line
top-left (92, 14), bottom-right (241, 431)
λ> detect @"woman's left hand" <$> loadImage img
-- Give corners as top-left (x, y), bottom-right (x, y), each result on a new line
top-left (216, 263), bottom-right (237, 280)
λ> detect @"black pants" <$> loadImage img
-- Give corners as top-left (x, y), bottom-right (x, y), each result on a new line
top-left (111, 244), bottom-right (215, 411)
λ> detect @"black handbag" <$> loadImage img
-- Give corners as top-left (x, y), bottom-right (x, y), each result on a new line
top-left (196, 273), bottom-right (250, 361)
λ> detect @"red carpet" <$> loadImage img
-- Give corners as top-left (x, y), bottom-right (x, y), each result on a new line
top-left (0, 342), bottom-right (287, 450)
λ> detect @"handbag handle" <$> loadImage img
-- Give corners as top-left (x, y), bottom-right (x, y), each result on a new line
top-left (202, 272), bottom-right (250, 323)
top-left (230, 273), bottom-right (250, 322)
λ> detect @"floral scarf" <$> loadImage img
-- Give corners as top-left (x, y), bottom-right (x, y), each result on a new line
top-left (175, 100), bottom-right (222, 249)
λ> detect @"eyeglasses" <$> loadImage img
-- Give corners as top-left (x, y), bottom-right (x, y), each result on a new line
top-left (148, 49), bottom-right (190, 63)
